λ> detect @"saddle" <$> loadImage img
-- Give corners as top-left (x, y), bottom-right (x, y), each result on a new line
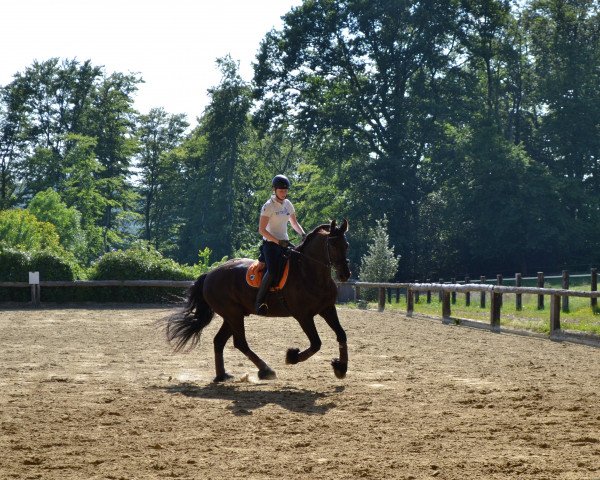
top-left (246, 260), bottom-right (289, 290)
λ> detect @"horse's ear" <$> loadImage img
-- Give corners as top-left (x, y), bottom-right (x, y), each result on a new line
top-left (341, 218), bottom-right (348, 233)
top-left (330, 219), bottom-right (337, 232)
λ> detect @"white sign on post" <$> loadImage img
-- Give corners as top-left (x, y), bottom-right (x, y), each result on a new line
top-left (29, 271), bottom-right (40, 285)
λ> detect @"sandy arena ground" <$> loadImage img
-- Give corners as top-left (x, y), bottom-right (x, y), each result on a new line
top-left (1, 305), bottom-right (599, 480)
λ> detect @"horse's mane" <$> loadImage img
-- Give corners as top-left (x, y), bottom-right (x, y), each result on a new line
top-left (296, 224), bottom-right (331, 252)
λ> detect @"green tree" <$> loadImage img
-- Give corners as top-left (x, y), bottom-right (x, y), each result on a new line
top-left (85, 71), bottom-right (141, 252)
top-left (359, 216), bottom-right (400, 283)
top-left (254, 0), bottom-right (463, 274)
top-left (136, 107), bottom-right (188, 251)
top-left (61, 134), bottom-right (108, 262)
top-left (419, 121), bottom-right (570, 277)
top-left (28, 188), bottom-right (86, 257)
top-left (178, 56), bottom-right (253, 262)
top-left (3, 58), bottom-right (104, 201)
top-left (0, 209), bottom-right (61, 252)
top-left (459, 0), bottom-right (514, 124)
top-left (524, 0), bottom-right (600, 263)
top-left (0, 84), bottom-right (28, 208)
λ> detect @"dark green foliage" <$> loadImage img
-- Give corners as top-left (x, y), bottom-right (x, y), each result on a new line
top-left (90, 246), bottom-right (192, 281)
top-left (0, 248), bottom-right (76, 302)
top-left (0, 249), bottom-right (31, 282)
top-left (1, 2), bottom-right (599, 285)
top-left (86, 245), bottom-right (194, 303)
top-left (177, 56), bottom-right (255, 263)
top-left (30, 251), bottom-right (77, 281)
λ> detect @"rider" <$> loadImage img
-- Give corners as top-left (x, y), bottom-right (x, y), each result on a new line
top-left (255, 174), bottom-right (306, 315)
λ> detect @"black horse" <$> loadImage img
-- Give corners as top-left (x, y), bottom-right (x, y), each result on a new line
top-left (165, 219), bottom-right (351, 382)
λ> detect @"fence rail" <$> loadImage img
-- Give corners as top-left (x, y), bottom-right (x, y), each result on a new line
top-left (2, 274), bottom-right (599, 344)
top-left (345, 279), bottom-right (600, 344)
top-left (0, 279), bottom-right (193, 307)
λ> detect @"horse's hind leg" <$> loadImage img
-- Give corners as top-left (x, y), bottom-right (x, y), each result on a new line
top-left (228, 316), bottom-right (276, 380)
top-left (286, 316), bottom-right (322, 365)
top-left (319, 305), bottom-right (348, 379)
top-left (213, 322), bottom-right (234, 382)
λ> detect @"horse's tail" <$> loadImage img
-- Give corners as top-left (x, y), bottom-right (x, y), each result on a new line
top-left (166, 274), bottom-right (215, 352)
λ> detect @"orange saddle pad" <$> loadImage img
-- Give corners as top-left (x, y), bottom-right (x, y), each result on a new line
top-left (246, 260), bottom-right (289, 290)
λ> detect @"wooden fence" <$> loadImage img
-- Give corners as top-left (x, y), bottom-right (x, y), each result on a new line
top-left (2, 272), bottom-right (599, 344)
top-left (348, 279), bottom-right (600, 344)
top-left (0, 279), bottom-right (193, 307)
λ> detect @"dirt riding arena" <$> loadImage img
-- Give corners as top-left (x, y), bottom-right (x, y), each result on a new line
top-left (1, 306), bottom-right (599, 480)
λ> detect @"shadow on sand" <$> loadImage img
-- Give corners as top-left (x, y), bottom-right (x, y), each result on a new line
top-left (157, 382), bottom-right (345, 416)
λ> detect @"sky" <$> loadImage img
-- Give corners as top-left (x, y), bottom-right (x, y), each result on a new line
top-left (1, 0), bottom-right (302, 124)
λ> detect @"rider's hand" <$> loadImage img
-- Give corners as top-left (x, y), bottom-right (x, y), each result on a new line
top-left (278, 239), bottom-right (290, 248)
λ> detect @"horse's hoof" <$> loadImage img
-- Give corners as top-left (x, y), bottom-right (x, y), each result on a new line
top-left (258, 368), bottom-right (277, 380)
top-left (286, 348), bottom-right (300, 365)
top-left (331, 359), bottom-right (347, 379)
top-left (213, 373), bottom-right (234, 383)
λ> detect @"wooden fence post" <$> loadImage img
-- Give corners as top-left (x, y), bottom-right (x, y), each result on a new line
top-left (355, 285), bottom-right (361, 302)
top-left (562, 270), bottom-right (570, 313)
top-left (591, 268), bottom-right (598, 309)
top-left (426, 279), bottom-right (431, 304)
top-left (442, 291), bottom-right (451, 321)
top-left (550, 294), bottom-right (561, 334)
top-left (465, 276), bottom-right (470, 306)
top-left (407, 288), bottom-right (414, 317)
top-left (28, 271), bottom-right (40, 307)
top-left (414, 282), bottom-right (420, 303)
top-left (515, 273), bottom-right (522, 311)
top-left (396, 288), bottom-right (400, 303)
top-left (387, 288), bottom-right (392, 304)
top-left (30, 284), bottom-right (40, 307)
top-left (451, 278), bottom-right (456, 304)
top-left (496, 274), bottom-right (503, 307)
top-left (480, 276), bottom-right (486, 308)
top-left (490, 292), bottom-right (501, 330)
top-left (378, 287), bottom-right (386, 312)
top-left (537, 272), bottom-right (545, 310)
top-left (438, 278), bottom-right (443, 302)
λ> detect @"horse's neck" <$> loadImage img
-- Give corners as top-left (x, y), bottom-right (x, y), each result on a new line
top-left (304, 235), bottom-right (328, 264)
top-left (292, 234), bottom-right (335, 295)
top-left (298, 235), bottom-right (331, 283)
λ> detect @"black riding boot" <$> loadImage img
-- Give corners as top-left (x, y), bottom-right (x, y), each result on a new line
top-left (255, 272), bottom-right (273, 315)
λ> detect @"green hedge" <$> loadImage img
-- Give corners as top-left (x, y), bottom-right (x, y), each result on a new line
top-left (0, 246), bottom-right (197, 304)
top-left (0, 249), bottom-right (76, 302)
top-left (85, 247), bottom-right (195, 303)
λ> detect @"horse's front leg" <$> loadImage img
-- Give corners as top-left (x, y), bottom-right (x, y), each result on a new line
top-left (319, 305), bottom-right (348, 379)
top-left (286, 316), bottom-right (322, 365)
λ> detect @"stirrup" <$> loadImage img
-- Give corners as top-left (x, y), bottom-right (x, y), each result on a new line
top-left (256, 302), bottom-right (269, 316)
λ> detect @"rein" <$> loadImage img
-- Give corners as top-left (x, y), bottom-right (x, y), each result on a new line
top-left (290, 236), bottom-right (348, 271)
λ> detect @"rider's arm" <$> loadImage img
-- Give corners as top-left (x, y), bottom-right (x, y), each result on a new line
top-left (258, 215), bottom-right (280, 244)
top-left (290, 214), bottom-right (306, 237)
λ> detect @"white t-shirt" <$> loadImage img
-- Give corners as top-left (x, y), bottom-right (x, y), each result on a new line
top-left (261, 195), bottom-right (295, 241)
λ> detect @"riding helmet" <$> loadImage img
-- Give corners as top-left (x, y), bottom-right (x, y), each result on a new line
top-left (272, 174), bottom-right (290, 189)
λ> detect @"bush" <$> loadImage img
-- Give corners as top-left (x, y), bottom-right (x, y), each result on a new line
top-left (86, 245), bottom-right (195, 303)
top-left (0, 249), bottom-right (31, 282)
top-left (90, 246), bottom-right (193, 280)
top-left (0, 244), bottom-right (202, 304)
top-left (30, 251), bottom-right (77, 281)
top-left (0, 248), bottom-right (76, 302)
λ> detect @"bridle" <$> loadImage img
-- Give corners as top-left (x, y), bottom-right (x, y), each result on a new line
top-left (291, 235), bottom-right (349, 272)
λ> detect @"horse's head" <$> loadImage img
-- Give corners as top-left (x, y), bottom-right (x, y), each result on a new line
top-left (327, 219), bottom-right (351, 282)
top-left (298, 219), bottom-right (351, 282)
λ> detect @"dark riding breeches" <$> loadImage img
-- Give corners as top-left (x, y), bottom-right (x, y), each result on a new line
top-left (258, 241), bottom-right (288, 284)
